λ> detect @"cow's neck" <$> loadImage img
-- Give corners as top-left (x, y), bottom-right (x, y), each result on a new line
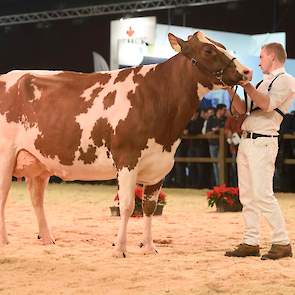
top-left (117, 54), bottom-right (216, 154)
top-left (151, 53), bottom-right (214, 144)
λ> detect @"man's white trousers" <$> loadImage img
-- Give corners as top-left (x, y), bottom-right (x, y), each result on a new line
top-left (237, 137), bottom-right (289, 246)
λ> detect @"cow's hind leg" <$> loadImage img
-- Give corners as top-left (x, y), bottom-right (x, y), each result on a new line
top-left (0, 151), bottom-right (16, 245)
top-left (113, 168), bottom-right (137, 258)
top-left (139, 180), bottom-right (163, 254)
top-left (27, 175), bottom-right (55, 245)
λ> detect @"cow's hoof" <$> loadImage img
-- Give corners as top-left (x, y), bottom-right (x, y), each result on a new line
top-left (112, 248), bottom-right (127, 258)
top-left (37, 234), bottom-right (56, 245)
top-left (0, 239), bottom-right (9, 246)
top-left (140, 243), bottom-right (158, 255)
top-left (112, 243), bottom-right (126, 258)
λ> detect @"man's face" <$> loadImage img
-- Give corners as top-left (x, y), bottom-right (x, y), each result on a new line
top-left (207, 109), bottom-right (215, 117)
top-left (259, 48), bottom-right (274, 74)
top-left (217, 107), bottom-right (227, 117)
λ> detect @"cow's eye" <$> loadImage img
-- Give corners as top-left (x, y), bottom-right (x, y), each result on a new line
top-left (203, 45), bottom-right (215, 55)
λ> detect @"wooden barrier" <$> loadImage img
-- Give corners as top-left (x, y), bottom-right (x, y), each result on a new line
top-left (175, 129), bottom-right (295, 185)
top-left (281, 134), bottom-right (295, 165)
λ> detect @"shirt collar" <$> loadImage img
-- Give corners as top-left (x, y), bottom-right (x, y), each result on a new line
top-left (269, 67), bottom-right (286, 78)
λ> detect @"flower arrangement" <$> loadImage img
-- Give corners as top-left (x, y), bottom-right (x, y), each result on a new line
top-left (207, 184), bottom-right (242, 212)
top-left (112, 185), bottom-right (167, 217)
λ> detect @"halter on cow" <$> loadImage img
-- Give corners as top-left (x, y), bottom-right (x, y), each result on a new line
top-left (0, 31), bottom-right (251, 257)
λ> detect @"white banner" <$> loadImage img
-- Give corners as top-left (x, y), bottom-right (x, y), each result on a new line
top-left (110, 16), bottom-right (156, 69)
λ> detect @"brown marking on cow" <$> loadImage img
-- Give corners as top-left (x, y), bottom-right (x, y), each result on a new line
top-left (91, 86), bottom-right (104, 100)
top-left (133, 66), bottom-right (143, 76)
top-left (0, 72), bottom-right (112, 165)
top-left (108, 55), bottom-right (198, 170)
top-left (133, 67), bottom-right (151, 85)
top-left (0, 78), bottom-right (37, 127)
top-left (142, 200), bottom-right (157, 217)
top-left (114, 68), bottom-right (133, 84)
top-left (97, 73), bottom-right (112, 85)
top-left (78, 145), bottom-right (97, 164)
top-left (142, 180), bottom-right (163, 216)
top-left (144, 180), bottom-right (163, 196)
top-left (103, 91), bottom-right (117, 110)
top-left (86, 55), bottom-right (198, 170)
top-left (90, 118), bottom-right (113, 151)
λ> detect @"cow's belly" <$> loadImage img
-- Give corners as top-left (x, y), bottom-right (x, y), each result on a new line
top-left (14, 149), bottom-right (117, 181)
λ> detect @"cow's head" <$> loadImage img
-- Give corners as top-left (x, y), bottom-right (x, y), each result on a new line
top-left (168, 31), bottom-right (252, 87)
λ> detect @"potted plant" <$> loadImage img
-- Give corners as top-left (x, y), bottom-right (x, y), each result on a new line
top-left (110, 186), bottom-right (167, 217)
top-left (207, 184), bottom-right (242, 212)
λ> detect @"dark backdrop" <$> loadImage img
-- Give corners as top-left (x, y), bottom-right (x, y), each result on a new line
top-left (0, 0), bottom-right (294, 73)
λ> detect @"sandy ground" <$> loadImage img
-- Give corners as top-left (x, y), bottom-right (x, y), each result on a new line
top-left (0, 182), bottom-right (295, 295)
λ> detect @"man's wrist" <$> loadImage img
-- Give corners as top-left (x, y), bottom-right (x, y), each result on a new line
top-left (242, 82), bottom-right (252, 89)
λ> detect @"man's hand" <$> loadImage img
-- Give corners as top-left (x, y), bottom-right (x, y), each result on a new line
top-left (239, 80), bottom-right (252, 87)
top-left (240, 68), bottom-right (253, 85)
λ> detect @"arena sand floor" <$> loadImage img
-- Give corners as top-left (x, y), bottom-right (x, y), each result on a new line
top-left (0, 182), bottom-right (295, 295)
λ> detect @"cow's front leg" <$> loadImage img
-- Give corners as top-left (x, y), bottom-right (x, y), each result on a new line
top-left (113, 167), bottom-right (137, 258)
top-left (140, 180), bottom-right (163, 255)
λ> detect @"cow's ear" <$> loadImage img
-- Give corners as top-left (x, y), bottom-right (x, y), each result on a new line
top-left (168, 33), bottom-right (186, 53)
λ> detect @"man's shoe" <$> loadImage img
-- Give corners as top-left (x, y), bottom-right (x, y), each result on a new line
top-left (225, 243), bottom-right (260, 257)
top-left (261, 244), bottom-right (293, 260)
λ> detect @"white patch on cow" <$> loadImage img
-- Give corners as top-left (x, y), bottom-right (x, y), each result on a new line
top-left (0, 70), bottom-right (63, 92)
top-left (137, 138), bottom-right (181, 185)
top-left (117, 166), bottom-right (138, 193)
top-left (76, 64), bottom-right (157, 153)
top-left (196, 32), bottom-right (249, 77)
top-left (64, 143), bottom-right (117, 180)
top-left (32, 84), bottom-right (42, 101)
top-left (80, 82), bottom-right (101, 102)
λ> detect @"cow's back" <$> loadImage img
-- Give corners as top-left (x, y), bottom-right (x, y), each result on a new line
top-left (0, 67), bottom-right (171, 182)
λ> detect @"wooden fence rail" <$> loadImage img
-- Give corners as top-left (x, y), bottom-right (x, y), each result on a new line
top-left (175, 129), bottom-right (295, 185)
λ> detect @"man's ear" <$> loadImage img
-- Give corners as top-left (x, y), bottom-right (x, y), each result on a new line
top-left (168, 33), bottom-right (186, 53)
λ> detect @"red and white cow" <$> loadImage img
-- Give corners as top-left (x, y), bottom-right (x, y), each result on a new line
top-left (0, 31), bottom-right (251, 257)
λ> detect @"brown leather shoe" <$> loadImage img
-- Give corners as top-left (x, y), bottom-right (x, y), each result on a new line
top-left (261, 244), bottom-right (293, 260)
top-left (225, 243), bottom-right (260, 257)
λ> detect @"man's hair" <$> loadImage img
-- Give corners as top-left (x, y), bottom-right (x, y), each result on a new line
top-left (204, 107), bottom-right (215, 112)
top-left (216, 103), bottom-right (227, 111)
top-left (262, 42), bottom-right (287, 63)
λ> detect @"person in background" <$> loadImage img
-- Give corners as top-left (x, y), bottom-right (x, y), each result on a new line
top-left (201, 107), bottom-right (215, 135)
top-left (225, 42), bottom-right (295, 260)
top-left (206, 104), bottom-right (227, 186)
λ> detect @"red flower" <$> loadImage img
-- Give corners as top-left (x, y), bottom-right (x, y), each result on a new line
top-left (224, 196), bottom-right (234, 206)
top-left (158, 191), bottom-right (166, 203)
top-left (134, 186), bottom-right (143, 200)
top-left (206, 184), bottom-right (241, 209)
top-left (207, 191), bottom-right (213, 199)
top-left (114, 185), bottom-right (167, 205)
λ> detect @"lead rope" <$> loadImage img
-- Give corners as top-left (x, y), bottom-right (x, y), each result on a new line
top-left (229, 85), bottom-right (238, 116)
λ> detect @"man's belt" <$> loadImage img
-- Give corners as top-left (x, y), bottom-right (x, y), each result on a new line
top-left (242, 131), bottom-right (279, 139)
